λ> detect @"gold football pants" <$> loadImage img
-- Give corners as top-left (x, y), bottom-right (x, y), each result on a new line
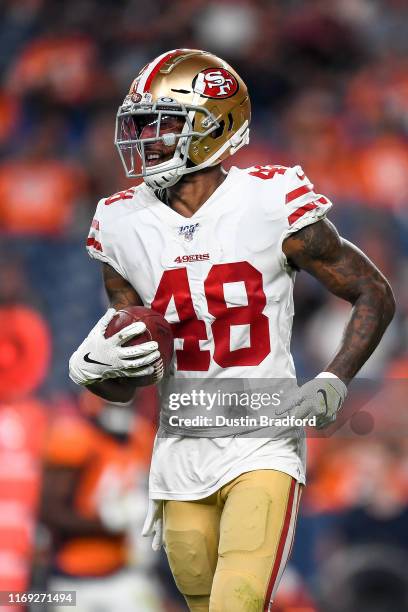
top-left (163, 469), bottom-right (302, 612)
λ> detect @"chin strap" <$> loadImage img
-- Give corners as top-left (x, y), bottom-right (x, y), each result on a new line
top-left (144, 167), bottom-right (182, 189)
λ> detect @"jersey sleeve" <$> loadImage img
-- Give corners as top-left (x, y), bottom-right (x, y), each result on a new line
top-left (281, 164), bottom-right (332, 238)
top-left (86, 198), bottom-right (129, 279)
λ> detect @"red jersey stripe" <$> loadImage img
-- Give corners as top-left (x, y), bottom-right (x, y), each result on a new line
top-left (285, 184), bottom-right (313, 204)
top-left (288, 202), bottom-right (318, 225)
top-left (87, 237), bottom-right (103, 252)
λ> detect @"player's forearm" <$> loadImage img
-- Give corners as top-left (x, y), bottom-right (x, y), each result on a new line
top-left (326, 279), bottom-right (395, 382)
top-left (283, 221), bottom-right (396, 382)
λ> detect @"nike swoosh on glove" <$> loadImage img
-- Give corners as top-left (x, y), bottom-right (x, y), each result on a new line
top-left (69, 308), bottom-right (163, 386)
top-left (275, 372), bottom-right (347, 429)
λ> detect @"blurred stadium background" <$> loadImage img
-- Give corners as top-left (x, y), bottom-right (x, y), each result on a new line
top-left (0, 0), bottom-right (407, 610)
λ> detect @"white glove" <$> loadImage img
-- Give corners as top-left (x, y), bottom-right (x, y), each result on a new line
top-left (69, 308), bottom-right (163, 386)
top-left (142, 499), bottom-right (163, 552)
top-left (276, 372), bottom-right (347, 429)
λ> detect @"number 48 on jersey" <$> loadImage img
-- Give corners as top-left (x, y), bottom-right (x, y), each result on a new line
top-left (151, 262), bottom-right (271, 371)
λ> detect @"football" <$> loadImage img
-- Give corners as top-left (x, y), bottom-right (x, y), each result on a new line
top-left (105, 306), bottom-right (173, 387)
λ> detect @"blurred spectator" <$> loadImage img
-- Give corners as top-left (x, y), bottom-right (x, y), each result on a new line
top-left (354, 135), bottom-right (408, 212)
top-left (281, 89), bottom-right (359, 202)
top-left (317, 545), bottom-right (408, 612)
top-left (0, 247), bottom-right (51, 402)
top-left (0, 117), bottom-right (87, 235)
top-left (0, 91), bottom-right (20, 147)
top-left (193, 2), bottom-right (259, 58)
top-left (0, 398), bottom-right (47, 594)
top-left (0, 305), bottom-right (51, 402)
top-left (272, 565), bottom-right (317, 612)
top-left (39, 389), bottom-right (163, 611)
top-left (304, 438), bottom-right (408, 515)
top-left (84, 110), bottom-right (136, 199)
top-left (7, 35), bottom-right (101, 105)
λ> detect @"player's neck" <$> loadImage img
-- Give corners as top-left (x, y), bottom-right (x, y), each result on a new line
top-left (164, 165), bottom-right (228, 218)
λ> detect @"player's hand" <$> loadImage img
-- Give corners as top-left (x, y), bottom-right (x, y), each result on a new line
top-left (69, 308), bottom-right (161, 386)
top-left (142, 499), bottom-right (163, 551)
top-left (275, 373), bottom-right (347, 429)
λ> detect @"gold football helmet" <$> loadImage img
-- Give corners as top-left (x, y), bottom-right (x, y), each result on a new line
top-left (115, 49), bottom-right (251, 188)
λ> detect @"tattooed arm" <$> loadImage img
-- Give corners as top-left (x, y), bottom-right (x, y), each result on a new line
top-left (283, 219), bottom-right (395, 383)
top-left (86, 264), bottom-right (143, 402)
top-left (102, 263), bottom-right (143, 309)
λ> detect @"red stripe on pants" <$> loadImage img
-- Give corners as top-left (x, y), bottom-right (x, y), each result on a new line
top-left (263, 479), bottom-right (296, 611)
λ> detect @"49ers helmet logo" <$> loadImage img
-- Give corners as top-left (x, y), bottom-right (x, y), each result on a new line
top-left (193, 68), bottom-right (239, 99)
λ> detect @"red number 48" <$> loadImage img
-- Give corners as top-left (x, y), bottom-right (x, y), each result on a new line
top-left (151, 262), bottom-right (271, 371)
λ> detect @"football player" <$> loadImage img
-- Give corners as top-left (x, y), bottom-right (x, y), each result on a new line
top-left (69, 50), bottom-right (395, 611)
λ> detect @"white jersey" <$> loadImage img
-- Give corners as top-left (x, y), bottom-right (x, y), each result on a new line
top-left (87, 164), bottom-right (332, 499)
